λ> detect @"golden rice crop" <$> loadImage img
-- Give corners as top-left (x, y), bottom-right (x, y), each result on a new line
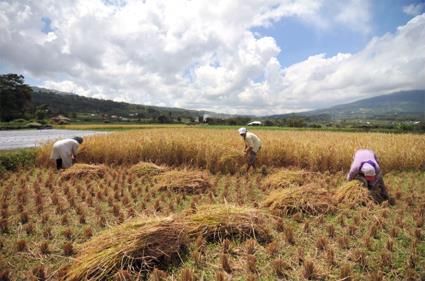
top-left (37, 128), bottom-right (425, 173)
top-left (60, 164), bottom-right (108, 181)
top-left (261, 184), bottom-right (335, 215)
top-left (153, 170), bottom-right (211, 194)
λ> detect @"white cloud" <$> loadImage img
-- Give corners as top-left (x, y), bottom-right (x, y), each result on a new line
top-left (403, 3), bottom-right (425, 16)
top-left (0, 0), bottom-right (423, 115)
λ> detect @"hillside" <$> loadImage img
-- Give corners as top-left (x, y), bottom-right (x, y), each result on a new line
top-left (269, 90), bottom-right (425, 120)
top-left (31, 87), bottom-right (229, 121)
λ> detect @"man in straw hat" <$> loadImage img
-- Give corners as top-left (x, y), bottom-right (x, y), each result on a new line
top-left (239, 127), bottom-right (261, 173)
top-left (51, 137), bottom-right (84, 170)
top-left (347, 149), bottom-right (393, 204)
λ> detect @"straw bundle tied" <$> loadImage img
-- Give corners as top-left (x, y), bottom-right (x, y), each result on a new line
top-left (261, 169), bottom-right (314, 189)
top-left (153, 170), bottom-right (211, 194)
top-left (334, 180), bottom-right (373, 207)
top-left (63, 204), bottom-right (271, 281)
top-left (261, 184), bottom-right (335, 215)
top-left (129, 161), bottom-right (166, 177)
top-left (60, 164), bottom-right (107, 181)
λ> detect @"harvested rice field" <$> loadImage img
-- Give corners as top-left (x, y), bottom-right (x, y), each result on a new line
top-left (1, 128), bottom-right (424, 281)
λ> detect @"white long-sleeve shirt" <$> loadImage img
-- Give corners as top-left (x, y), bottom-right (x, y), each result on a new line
top-left (244, 132), bottom-right (261, 153)
top-left (50, 139), bottom-right (80, 168)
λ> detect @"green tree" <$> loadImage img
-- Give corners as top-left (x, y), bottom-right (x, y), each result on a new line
top-left (0, 74), bottom-right (33, 121)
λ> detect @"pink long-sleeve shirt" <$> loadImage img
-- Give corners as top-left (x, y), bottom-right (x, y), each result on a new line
top-left (347, 149), bottom-right (380, 181)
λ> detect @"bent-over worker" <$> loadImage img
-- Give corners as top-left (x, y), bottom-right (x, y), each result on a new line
top-left (347, 148), bottom-right (393, 204)
top-left (239, 127), bottom-right (261, 173)
top-left (51, 137), bottom-right (83, 169)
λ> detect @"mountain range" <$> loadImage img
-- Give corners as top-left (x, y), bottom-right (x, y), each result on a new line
top-left (268, 90), bottom-right (424, 120)
top-left (31, 87), bottom-right (424, 121)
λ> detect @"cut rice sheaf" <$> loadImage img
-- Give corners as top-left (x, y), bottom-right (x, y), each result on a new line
top-left (129, 161), bottom-right (166, 177)
top-left (334, 181), bottom-right (373, 207)
top-left (261, 169), bottom-right (314, 190)
top-left (62, 204), bottom-right (271, 281)
top-left (261, 184), bottom-right (335, 215)
top-left (153, 170), bottom-right (211, 194)
top-left (60, 164), bottom-right (107, 181)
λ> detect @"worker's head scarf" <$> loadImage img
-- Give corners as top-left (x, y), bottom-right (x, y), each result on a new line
top-left (73, 136), bottom-right (83, 144)
top-left (361, 162), bottom-right (376, 181)
top-left (238, 127), bottom-right (247, 135)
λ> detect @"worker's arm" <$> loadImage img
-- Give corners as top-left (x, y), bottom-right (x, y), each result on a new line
top-left (71, 143), bottom-right (79, 161)
top-left (347, 161), bottom-right (360, 181)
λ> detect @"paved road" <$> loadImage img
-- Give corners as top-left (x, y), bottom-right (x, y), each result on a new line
top-left (0, 129), bottom-right (106, 150)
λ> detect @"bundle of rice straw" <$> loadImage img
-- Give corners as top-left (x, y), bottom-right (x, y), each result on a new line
top-left (261, 169), bottom-right (314, 190)
top-left (153, 170), bottom-right (211, 194)
top-left (217, 150), bottom-right (244, 175)
top-left (60, 164), bottom-right (107, 181)
top-left (183, 204), bottom-right (272, 244)
top-left (129, 161), bottom-right (166, 177)
top-left (261, 184), bottom-right (335, 215)
top-left (62, 204), bottom-right (271, 281)
top-left (63, 217), bottom-right (187, 281)
top-left (334, 181), bottom-right (373, 207)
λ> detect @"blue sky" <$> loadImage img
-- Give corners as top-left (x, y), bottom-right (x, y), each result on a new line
top-left (1, 0), bottom-right (424, 114)
top-left (254, 0), bottom-right (421, 67)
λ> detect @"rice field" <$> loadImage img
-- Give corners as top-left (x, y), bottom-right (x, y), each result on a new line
top-left (37, 128), bottom-right (425, 173)
top-left (1, 128), bottom-right (424, 280)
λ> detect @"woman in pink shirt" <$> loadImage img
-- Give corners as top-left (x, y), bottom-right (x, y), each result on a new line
top-left (347, 149), bottom-right (393, 204)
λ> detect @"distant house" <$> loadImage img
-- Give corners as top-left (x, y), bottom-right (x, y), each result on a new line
top-left (51, 115), bottom-right (71, 124)
top-left (247, 121), bottom-right (262, 126)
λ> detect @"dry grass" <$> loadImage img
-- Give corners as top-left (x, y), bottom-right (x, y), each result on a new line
top-left (153, 170), bottom-right (211, 194)
top-left (261, 184), bottom-right (335, 215)
top-left (334, 181), bottom-right (373, 207)
top-left (129, 162), bottom-right (166, 177)
top-left (60, 164), bottom-right (108, 181)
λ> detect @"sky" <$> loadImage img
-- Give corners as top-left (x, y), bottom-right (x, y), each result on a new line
top-left (1, 0), bottom-right (424, 115)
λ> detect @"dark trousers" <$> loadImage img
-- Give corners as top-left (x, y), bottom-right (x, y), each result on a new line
top-left (56, 159), bottom-right (63, 170)
top-left (355, 173), bottom-right (390, 203)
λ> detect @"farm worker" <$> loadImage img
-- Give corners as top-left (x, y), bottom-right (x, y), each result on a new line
top-left (239, 127), bottom-right (261, 173)
top-left (347, 149), bottom-right (393, 204)
top-left (50, 137), bottom-right (83, 170)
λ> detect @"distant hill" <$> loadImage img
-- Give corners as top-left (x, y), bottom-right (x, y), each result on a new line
top-left (269, 90), bottom-right (425, 120)
top-left (31, 87), bottom-right (231, 121)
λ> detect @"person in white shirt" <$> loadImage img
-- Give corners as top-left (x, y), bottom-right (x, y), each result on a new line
top-left (50, 137), bottom-right (83, 169)
top-left (238, 127), bottom-right (261, 173)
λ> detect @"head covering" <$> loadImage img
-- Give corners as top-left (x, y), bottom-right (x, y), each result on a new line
top-left (361, 163), bottom-right (376, 181)
top-left (238, 127), bottom-right (247, 135)
top-left (73, 136), bottom-right (83, 144)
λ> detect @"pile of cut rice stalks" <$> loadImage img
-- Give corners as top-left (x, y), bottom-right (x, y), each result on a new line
top-left (129, 161), bottom-right (166, 177)
top-left (60, 164), bottom-right (108, 181)
top-left (261, 184), bottom-right (335, 215)
top-left (261, 169), bottom-right (314, 190)
top-left (334, 180), bottom-right (374, 207)
top-left (153, 170), bottom-right (211, 194)
top-left (62, 204), bottom-right (271, 281)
